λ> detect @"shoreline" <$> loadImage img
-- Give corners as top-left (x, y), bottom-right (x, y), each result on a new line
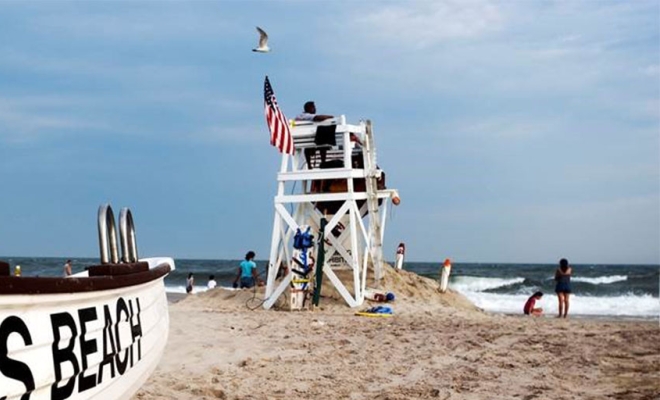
top-left (167, 291), bottom-right (658, 322)
top-left (166, 292), bottom-right (187, 304)
top-left (496, 311), bottom-right (659, 323)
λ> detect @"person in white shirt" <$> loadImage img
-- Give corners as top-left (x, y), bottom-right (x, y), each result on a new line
top-left (295, 101), bottom-right (333, 122)
top-left (63, 259), bottom-right (72, 277)
top-left (395, 243), bottom-right (405, 270)
top-left (207, 275), bottom-right (217, 289)
top-left (296, 101), bottom-right (334, 168)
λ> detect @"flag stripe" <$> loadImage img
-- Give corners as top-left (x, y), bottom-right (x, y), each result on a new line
top-left (264, 76), bottom-right (294, 155)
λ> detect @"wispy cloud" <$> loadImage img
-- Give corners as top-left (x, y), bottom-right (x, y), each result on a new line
top-left (185, 123), bottom-right (266, 145)
top-left (26, 3), bottom-right (237, 41)
top-left (641, 64), bottom-right (660, 77)
top-left (0, 96), bottom-right (107, 143)
top-left (0, 48), bottom-right (207, 88)
top-left (352, 1), bottom-right (504, 49)
top-left (459, 116), bottom-right (551, 140)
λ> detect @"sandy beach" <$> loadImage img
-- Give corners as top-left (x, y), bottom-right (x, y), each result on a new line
top-left (135, 267), bottom-right (659, 400)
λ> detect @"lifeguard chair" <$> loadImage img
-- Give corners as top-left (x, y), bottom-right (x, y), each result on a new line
top-left (263, 115), bottom-right (400, 309)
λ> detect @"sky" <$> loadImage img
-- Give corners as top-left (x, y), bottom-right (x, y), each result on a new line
top-left (0, 1), bottom-right (658, 264)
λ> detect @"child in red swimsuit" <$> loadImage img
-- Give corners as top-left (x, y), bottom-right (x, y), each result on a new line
top-left (523, 291), bottom-right (544, 316)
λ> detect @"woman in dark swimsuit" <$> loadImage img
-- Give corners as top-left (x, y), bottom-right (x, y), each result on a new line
top-left (186, 272), bottom-right (194, 294)
top-left (555, 258), bottom-right (572, 318)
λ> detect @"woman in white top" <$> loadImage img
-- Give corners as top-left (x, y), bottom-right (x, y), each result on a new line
top-left (63, 259), bottom-right (72, 277)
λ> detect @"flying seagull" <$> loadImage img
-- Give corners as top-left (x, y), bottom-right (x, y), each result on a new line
top-left (253, 26), bottom-right (270, 53)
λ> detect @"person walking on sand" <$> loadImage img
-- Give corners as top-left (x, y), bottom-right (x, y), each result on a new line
top-left (186, 273), bottom-right (194, 294)
top-left (523, 291), bottom-right (544, 316)
top-left (233, 251), bottom-right (262, 289)
top-left (555, 258), bottom-right (572, 318)
top-left (63, 259), bottom-right (72, 277)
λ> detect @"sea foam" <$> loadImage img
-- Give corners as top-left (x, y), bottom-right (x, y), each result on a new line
top-left (451, 276), bottom-right (525, 292)
top-left (572, 275), bottom-right (627, 285)
top-left (459, 291), bottom-right (659, 318)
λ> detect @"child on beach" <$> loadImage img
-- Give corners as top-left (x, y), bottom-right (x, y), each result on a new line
top-left (207, 275), bottom-right (217, 289)
top-left (523, 291), bottom-right (544, 316)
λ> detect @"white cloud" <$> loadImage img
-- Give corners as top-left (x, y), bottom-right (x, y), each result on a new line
top-left (185, 123), bottom-right (265, 145)
top-left (352, 1), bottom-right (504, 49)
top-left (641, 64), bottom-right (660, 77)
top-left (559, 34), bottom-right (582, 43)
top-left (0, 49), bottom-right (206, 87)
top-left (0, 96), bottom-right (106, 143)
top-left (458, 116), bottom-right (550, 140)
top-left (29, 4), bottom-right (236, 41)
top-left (626, 98), bottom-right (660, 120)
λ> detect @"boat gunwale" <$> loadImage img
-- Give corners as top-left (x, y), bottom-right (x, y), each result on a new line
top-left (0, 263), bottom-right (171, 295)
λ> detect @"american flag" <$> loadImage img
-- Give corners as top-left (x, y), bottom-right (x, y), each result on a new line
top-left (264, 76), bottom-right (294, 154)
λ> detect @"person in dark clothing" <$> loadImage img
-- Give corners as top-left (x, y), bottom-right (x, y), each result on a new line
top-left (555, 258), bottom-right (572, 318)
top-left (186, 273), bottom-right (194, 294)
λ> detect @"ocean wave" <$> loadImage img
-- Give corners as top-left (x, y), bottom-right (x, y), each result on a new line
top-left (451, 276), bottom-right (525, 293)
top-left (572, 275), bottom-right (627, 285)
top-left (458, 291), bottom-right (659, 317)
top-left (165, 284), bottom-right (235, 294)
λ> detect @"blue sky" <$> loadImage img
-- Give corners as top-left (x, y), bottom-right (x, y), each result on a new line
top-left (0, 1), bottom-right (657, 264)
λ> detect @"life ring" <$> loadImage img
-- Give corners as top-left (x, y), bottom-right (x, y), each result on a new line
top-left (391, 190), bottom-right (401, 206)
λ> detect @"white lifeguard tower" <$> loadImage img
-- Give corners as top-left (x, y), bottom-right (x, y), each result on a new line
top-left (263, 115), bottom-right (399, 309)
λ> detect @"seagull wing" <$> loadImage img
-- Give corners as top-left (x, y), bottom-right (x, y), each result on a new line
top-left (256, 26), bottom-right (268, 48)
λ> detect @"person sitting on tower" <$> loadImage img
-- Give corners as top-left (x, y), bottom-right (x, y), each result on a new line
top-left (296, 101), bottom-right (334, 168)
top-left (295, 101), bottom-right (362, 169)
top-left (295, 101), bottom-right (334, 122)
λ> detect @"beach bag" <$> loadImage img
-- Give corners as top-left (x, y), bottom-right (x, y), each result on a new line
top-left (293, 226), bottom-right (314, 250)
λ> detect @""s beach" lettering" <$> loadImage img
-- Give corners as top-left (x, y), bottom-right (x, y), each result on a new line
top-left (0, 296), bottom-right (143, 400)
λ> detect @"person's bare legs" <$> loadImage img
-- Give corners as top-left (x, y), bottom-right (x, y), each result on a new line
top-left (557, 293), bottom-right (565, 318)
top-left (563, 293), bottom-right (570, 318)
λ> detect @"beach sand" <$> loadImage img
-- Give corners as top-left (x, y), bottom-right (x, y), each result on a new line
top-left (135, 266), bottom-right (659, 400)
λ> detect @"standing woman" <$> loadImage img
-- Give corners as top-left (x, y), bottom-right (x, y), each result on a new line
top-left (63, 259), bottom-right (72, 277)
top-left (186, 273), bottom-right (194, 294)
top-left (555, 258), bottom-right (572, 318)
top-left (395, 243), bottom-right (405, 270)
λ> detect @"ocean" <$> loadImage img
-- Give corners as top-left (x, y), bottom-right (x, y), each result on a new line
top-left (3, 257), bottom-right (658, 319)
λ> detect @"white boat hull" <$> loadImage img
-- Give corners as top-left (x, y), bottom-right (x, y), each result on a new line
top-left (0, 264), bottom-right (171, 400)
